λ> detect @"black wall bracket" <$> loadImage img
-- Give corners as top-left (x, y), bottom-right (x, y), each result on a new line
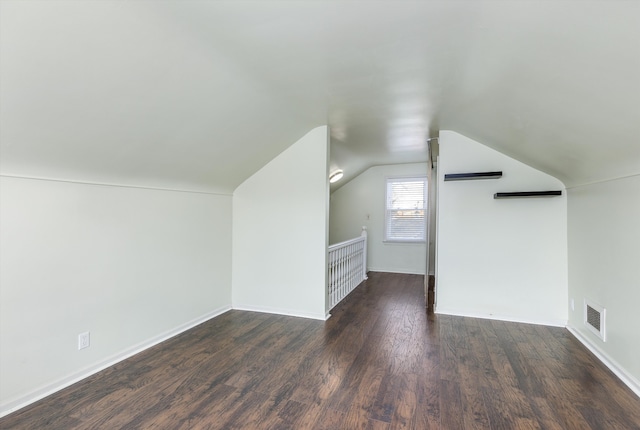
top-left (494, 191), bottom-right (562, 199)
top-left (444, 171), bottom-right (503, 181)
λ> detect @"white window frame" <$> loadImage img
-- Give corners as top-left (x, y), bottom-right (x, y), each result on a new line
top-left (384, 176), bottom-right (428, 243)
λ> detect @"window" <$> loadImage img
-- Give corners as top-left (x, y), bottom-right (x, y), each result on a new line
top-left (384, 176), bottom-right (427, 242)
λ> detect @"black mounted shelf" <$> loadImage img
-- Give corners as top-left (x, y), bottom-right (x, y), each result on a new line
top-left (494, 190), bottom-right (562, 199)
top-left (444, 171), bottom-right (503, 181)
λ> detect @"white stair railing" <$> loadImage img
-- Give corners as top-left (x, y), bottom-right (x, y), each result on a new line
top-left (327, 227), bottom-right (368, 311)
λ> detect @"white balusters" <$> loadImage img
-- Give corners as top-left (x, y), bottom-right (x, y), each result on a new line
top-left (327, 227), bottom-right (368, 311)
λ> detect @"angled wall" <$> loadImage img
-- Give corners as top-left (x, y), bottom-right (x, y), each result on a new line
top-left (0, 177), bottom-right (232, 415)
top-left (232, 126), bottom-right (329, 319)
top-left (567, 175), bottom-right (640, 395)
top-left (436, 131), bottom-right (568, 326)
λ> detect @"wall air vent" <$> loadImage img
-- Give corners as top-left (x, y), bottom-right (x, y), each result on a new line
top-left (584, 299), bottom-right (606, 341)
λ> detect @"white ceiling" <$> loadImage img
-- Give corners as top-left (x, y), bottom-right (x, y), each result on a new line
top-left (1, 1), bottom-right (638, 193)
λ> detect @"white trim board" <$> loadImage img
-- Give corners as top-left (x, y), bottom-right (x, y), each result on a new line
top-left (367, 268), bottom-right (426, 276)
top-left (434, 308), bottom-right (568, 328)
top-left (232, 304), bottom-right (328, 321)
top-left (0, 306), bottom-right (232, 418)
top-left (0, 174), bottom-right (231, 196)
top-left (567, 325), bottom-right (640, 399)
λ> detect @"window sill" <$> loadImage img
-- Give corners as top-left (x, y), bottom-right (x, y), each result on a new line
top-left (383, 240), bottom-right (426, 245)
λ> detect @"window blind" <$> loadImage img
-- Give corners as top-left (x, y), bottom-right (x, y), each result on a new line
top-left (385, 177), bottom-right (427, 242)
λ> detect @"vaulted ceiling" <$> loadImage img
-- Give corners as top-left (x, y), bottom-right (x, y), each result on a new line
top-left (1, 1), bottom-right (638, 193)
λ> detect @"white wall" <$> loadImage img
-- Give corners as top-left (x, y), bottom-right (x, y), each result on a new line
top-left (232, 126), bottom-right (329, 320)
top-left (436, 131), bottom-right (568, 326)
top-left (329, 163), bottom-right (428, 275)
top-left (567, 175), bottom-right (640, 395)
top-left (0, 176), bottom-right (232, 415)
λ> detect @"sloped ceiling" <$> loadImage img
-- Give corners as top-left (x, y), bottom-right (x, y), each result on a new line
top-left (1, 1), bottom-right (638, 193)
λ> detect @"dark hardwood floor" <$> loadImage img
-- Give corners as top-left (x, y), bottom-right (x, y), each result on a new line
top-left (2, 272), bottom-right (639, 429)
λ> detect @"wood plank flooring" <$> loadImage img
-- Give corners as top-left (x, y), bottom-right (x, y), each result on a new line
top-left (2, 272), bottom-right (639, 429)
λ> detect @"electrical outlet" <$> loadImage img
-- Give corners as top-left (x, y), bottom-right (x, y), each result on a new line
top-left (78, 332), bottom-right (90, 350)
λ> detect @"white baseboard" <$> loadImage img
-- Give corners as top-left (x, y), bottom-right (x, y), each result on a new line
top-left (567, 325), bottom-right (640, 398)
top-left (232, 304), bottom-right (327, 321)
top-left (367, 267), bottom-right (426, 276)
top-left (0, 305), bottom-right (231, 418)
top-left (434, 307), bottom-right (567, 328)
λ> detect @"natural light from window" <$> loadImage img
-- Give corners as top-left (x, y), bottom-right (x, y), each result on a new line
top-left (384, 176), bottom-right (427, 242)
